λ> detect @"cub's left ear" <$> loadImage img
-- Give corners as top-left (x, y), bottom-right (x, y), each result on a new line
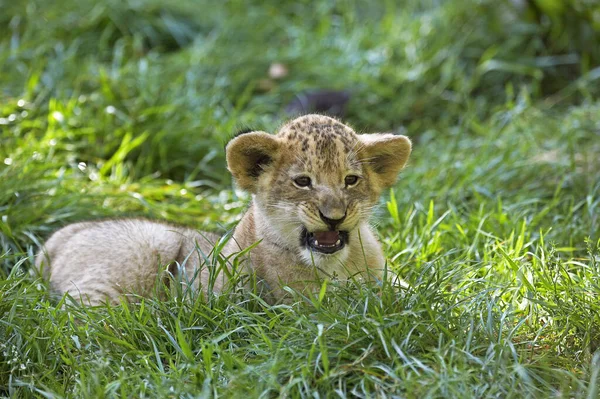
top-left (226, 131), bottom-right (280, 193)
top-left (358, 133), bottom-right (412, 188)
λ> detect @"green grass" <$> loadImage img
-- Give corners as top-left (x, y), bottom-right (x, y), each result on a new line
top-left (1, 0), bottom-right (600, 397)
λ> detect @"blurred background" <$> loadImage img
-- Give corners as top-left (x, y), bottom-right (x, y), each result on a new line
top-left (2, 0), bottom-right (600, 174)
top-left (0, 0), bottom-right (599, 266)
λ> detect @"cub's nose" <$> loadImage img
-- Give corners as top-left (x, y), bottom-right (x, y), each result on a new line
top-left (318, 211), bottom-right (346, 230)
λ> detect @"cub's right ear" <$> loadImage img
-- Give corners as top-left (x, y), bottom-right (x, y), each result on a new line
top-left (226, 131), bottom-right (280, 193)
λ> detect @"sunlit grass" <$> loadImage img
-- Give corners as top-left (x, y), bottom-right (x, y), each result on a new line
top-left (1, 0), bottom-right (600, 397)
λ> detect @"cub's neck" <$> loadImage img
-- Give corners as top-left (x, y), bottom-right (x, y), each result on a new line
top-left (230, 201), bottom-right (298, 254)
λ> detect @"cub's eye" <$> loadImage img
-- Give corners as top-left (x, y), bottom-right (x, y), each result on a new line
top-left (345, 175), bottom-right (360, 187)
top-left (293, 176), bottom-right (312, 188)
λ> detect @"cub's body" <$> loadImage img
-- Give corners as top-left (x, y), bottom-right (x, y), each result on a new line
top-left (36, 115), bottom-right (411, 304)
top-left (37, 220), bottom-right (222, 303)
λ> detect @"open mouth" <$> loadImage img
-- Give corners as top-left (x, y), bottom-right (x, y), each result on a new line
top-left (302, 229), bottom-right (349, 254)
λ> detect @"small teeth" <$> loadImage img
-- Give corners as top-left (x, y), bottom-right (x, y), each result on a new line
top-left (313, 240), bottom-right (341, 248)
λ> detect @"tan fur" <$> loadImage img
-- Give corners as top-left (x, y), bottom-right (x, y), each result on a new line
top-left (35, 115), bottom-right (411, 305)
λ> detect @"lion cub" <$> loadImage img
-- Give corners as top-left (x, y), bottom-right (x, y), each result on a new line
top-left (36, 115), bottom-right (411, 304)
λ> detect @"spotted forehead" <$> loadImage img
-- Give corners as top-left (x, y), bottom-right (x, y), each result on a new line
top-left (277, 116), bottom-right (360, 172)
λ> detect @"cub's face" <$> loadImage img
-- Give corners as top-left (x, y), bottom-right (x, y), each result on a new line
top-left (226, 115), bottom-right (411, 265)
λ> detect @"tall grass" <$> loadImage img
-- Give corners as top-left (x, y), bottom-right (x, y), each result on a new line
top-left (1, 0), bottom-right (599, 397)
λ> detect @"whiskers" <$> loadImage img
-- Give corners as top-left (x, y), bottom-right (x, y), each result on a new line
top-left (258, 201), bottom-right (305, 247)
top-left (265, 202), bottom-right (295, 213)
top-left (337, 203), bottom-right (380, 231)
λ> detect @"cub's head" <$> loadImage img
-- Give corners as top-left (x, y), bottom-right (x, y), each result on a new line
top-left (226, 115), bottom-right (411, 265)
